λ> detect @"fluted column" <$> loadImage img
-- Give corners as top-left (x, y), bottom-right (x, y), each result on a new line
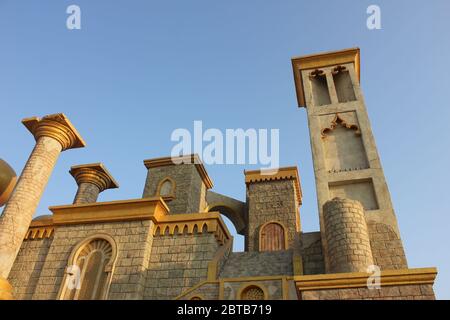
top-left (0, 113), bottom-right (85, 281)
top-left (70, 163), bottom-right (118, 204)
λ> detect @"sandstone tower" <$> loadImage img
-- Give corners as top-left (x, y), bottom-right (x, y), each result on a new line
top-left (292, 48), bottom-right (407, 272)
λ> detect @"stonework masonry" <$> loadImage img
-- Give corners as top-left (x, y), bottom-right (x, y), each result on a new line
top-left (143, 163), bottom-right (208, 214)
top-left (323, 197), bottom-right (374, 273)
top-left (246, 179), bottom-right (300, 251)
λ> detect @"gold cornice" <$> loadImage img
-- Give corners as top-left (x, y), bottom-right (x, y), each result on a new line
top-left (70, 163), bottom-right (119, 191)
top-left (294, 267), bottom-right (437, 291)
top-left (292, 48), bottom-right (360, 108)
top-left (49, 197), bottom-right (169, 225)
top-left (143, 154), bottom-right (213, 189)
top-left (245, 166), bottom-right (302, 204)
top-left (25, 200), bottom-right (233, 248)
top-left (154, 212), bottom-right (231, 245)
top-left (22, 113), bottom-right (86, 150)
top-left (24, 226), bottom-right (54, 240)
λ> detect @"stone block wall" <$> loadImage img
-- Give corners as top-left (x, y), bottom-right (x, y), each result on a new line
top-left (246, 179), bottom-right (299, 251)
top-left (178, 282), bottom-right (220, 300)
top-left (300, 284), bottom-right (435, 300)
top-left (142, 165), bottom-right (207, 214)
top-left (145, 232), bottom-right (220, 300)
top-left (219, 251), bottom-right (293, 278)
top-left (323, 198), bottom-right (373, 273)
top-left (367, 222), bottom-right (407, 270)
top-left (300, 232), bottom-right (325, 275)
top-left (27, 220), bottom-right (154, 300)
top-left (8, 237), bottom-right (53, 299)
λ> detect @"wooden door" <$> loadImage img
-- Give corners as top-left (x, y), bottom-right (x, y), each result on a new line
top-left (260, 223), bottom-right (285, 251)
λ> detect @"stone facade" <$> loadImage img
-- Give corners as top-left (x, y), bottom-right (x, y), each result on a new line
top-left (301, 284), bottom-right (435, 300)
top-left (323, 198), bottom-right (374, 273)
top-left (245, 170), bottom-right (301, 252)
top-left (1, 48), bottom-right (438, 300)
top-left (145, 232), bottom-right (219, 300)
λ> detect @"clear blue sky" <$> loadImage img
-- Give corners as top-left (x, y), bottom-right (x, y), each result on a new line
top-left (1, 0), bottom-right (449, 299)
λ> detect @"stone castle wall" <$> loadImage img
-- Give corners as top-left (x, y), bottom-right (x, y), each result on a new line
top-left (368, 222), bottom-right (408, 270)
top-left (142, 165), bottom-right (206, 214)
top-left (8, 237), bottom-right (53, 299)
top-left (145, 232), bottom-right (220, 300)
top-left (246, 179), bottom-right (299, 251)
top-left (9, 220), bottom-right (155, 300)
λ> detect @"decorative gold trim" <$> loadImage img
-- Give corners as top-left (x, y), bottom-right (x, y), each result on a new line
top-left (237, 283), bottom-right (268, 300)
top-left (154, 212), bottom-right (231, 245)
top-left (49, 197), bottom-right (169, 225)
top-left (321, 114), bottom-right (361, 138)
top-left (245, 166), bottom-right (302, 204)
top-left (57, 233), bottom-right (118, 300)
top-left (143, 154), bottom-right (213, 189)
top-left (24, 227), bottom-right (54, 240)
top-left (294, 267), bottom-right (438, 292)
top-left (258, 220), bottom-right (289, 251)
top-left (0, 276), bottom-right (13, 300)
top-left (22, 113), bottom-right (86, 150)
top-left (282, 277), bottom-right (289, 300)
top-left (292, 48), bottom-right (360, 107)
top-left (70, 163), bottom-right (119, 191)
top-left (293, 254), bottom-right (304, 276)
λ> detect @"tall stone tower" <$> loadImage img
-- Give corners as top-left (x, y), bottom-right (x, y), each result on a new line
top-left (292, 48), bottom-right (407, 272)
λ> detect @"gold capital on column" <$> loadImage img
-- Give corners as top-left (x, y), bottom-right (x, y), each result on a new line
top-left (70, 163), bottom-right (118, 192)
top-left (22, 113), bottom-right (86, 150)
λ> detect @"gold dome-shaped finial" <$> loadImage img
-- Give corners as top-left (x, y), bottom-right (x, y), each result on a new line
top-left (0, 159), bottom-right (16, 207)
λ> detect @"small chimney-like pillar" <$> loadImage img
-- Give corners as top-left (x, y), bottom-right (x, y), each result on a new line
top-left (70, 163), bottom-right (118, 204)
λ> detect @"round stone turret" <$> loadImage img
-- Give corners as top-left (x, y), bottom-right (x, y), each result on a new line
top-left (323, 197), bottom-right (374, 273)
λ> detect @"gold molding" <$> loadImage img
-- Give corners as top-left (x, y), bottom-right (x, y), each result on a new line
top-left (22, 113), bottom-right (86, 150)
top-left (26, 201), bottom-right (232, 249)
top-left (291, 48), bottom-right (360, 108)
top-left (294, 267), bottom-right (437, 292)
top-left (154, 212), bottom-right (231, 245)
top-left (143, 154), bottom-right (213, 189)
top-left (70, 163), bottom-right (119, 191)
top-left (245, 166), bottom-right (302, 204)
top-left (49, 197), bottom-right (169, 225)
top-left (24, 227), bottom-right (54, 240)
top-left (0, 276), bottom-right (13, 300)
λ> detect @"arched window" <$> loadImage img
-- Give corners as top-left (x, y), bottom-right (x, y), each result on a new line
top-left (59, 234), bottom-right (117, 300)
top-left (157, 177), bottom-right (175, 198)
top-left (259, 222), bottom-right (286, 251)
top-left (240, 285), bottom-right (266, 300)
